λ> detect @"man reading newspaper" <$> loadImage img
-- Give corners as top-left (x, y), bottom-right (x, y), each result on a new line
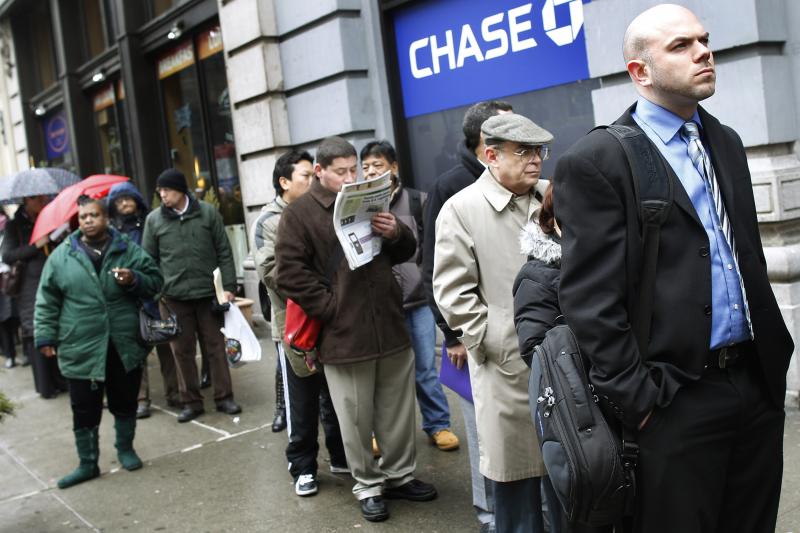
top-left (275, 136), bottom-right (437, 523)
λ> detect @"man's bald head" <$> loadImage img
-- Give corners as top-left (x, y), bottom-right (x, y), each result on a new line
top-left (622, 4), bottom-right (714, 118)
top-left (623, 4), bottom-right (700, 63)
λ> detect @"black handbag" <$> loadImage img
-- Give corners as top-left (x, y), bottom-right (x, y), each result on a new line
top-left (0, 224), bottom-right (26, 296)
top-left (138, 300), bottom-right (181, 346)
top-left (0, 261), bottom-right (23, 296)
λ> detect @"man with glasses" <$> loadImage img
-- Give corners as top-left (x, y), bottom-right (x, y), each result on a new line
top-left (433, 113), bottom-right (556, 532)
top-left (276, 136), bottom-right (437, 522)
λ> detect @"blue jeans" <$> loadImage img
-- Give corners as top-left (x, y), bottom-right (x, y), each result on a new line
top-left (404, 305), bottom-right (451, 435)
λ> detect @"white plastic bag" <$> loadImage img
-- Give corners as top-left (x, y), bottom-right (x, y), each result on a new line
top-left (222, 304), bottom-right (262, 364)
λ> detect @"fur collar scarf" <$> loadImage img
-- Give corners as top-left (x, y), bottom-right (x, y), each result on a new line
top-left (519, 221), bottom-right (561, 266)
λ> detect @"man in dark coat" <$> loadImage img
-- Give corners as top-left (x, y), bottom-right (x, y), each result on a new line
top-left (142, 169), bottom-right (241, 423)
top-left (421, 99), bottom-right (511, 532)
top-left (554, 5), bottom-right (794, 532)
top-left (108, 181), bottom-right (179, 418)
top-left (276, 136), bottom-right (436, 522)
top-left (1, 195), bottom-right (64, 398)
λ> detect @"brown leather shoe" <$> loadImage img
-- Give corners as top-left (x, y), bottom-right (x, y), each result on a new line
top-left (429, 429), bottom-right (460, 451)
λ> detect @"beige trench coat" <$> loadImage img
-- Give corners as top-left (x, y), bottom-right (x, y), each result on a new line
top-left (433, 170), bottom-right (547, 482)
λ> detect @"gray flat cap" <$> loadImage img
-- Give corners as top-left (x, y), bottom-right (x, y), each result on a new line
top-left (481, 113), bottom-right (553, 145)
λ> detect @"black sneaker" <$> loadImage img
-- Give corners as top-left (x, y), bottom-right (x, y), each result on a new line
top-left (360, 496), bottom-right (389, 522)
top-left (295, 474), bottom-right (318, 496)
top-left (383, 479), bottom-right (437, 501)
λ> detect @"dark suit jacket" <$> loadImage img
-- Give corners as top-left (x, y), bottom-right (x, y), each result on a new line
top-left (554, 103), bottom-right (794, 429)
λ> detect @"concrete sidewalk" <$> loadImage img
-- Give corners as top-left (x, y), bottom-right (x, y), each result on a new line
top-left (2, 340), bottom-right (800, 532)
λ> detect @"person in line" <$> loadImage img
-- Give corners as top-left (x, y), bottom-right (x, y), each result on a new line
top-left (142, 169), bottom-right (241, 423)
top-left (2, 194), bottom-right (64, 397)
top-left (276, 136), bottom-right (436, 522)
top-left (108, 181), bottom-right (180, 418)
top-left (253, 149), bottom-right (347, 496)
top-left (422, 99), bottom-right (513, 532)
top-left (433, 113), bottom-right (559, 533)
top-left (35, 196), bottom-right (163, 489)
top-left (360, 140), bottom-right (459, 452)
top-left (554, 5), bottom-right (793, 532)
top-left (0, 211), bottom-right (19, 369)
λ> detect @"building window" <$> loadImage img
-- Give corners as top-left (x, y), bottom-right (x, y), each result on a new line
top-left (158, 40), bottom-right (211, 202)
top-left (91, 81), bottom-right (130, 176)
top-left (83, 0), bottom-right (106, 59)
top-left (156, 25), bottom-right (242, 225)
top-left (197, 27), bottom-right (243, 225)
top-left (151, 0), bottom-right (190, 19)
top-left (30, 3), bottom-right (57, 92)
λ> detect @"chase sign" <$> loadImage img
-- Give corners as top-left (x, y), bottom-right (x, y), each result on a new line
top-left (393, 0), bottom-right (591, 117)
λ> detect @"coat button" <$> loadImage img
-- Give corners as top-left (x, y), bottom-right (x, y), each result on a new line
top-left (699, 247), bottom-right (709, 257)
top-left (704, 305), bottom-right (712, 316)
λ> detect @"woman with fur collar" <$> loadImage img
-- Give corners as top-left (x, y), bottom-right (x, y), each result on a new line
top-left (513, 182), bottom-right (561, 368)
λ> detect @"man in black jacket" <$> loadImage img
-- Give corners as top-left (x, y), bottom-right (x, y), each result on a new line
top-left (554, 5), bottom-right (793, 532)
top-left (422, 100), bottom-right (511, 532)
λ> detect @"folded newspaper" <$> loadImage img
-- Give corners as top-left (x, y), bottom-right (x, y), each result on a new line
top-left (333, 171), bottom-right (392, 270)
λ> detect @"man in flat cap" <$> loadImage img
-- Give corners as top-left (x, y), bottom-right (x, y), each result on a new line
top-left (433, 113), bottom-right (558, 532)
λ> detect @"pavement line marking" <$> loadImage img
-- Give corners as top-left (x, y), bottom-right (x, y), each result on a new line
top-left (49, 492), bottom-right (101, 533)
top-left (216, 423), bottom-right (272, 442)
top-left (0, 443), bottom-right (49, 488)
top-left (0, 489), bottom-right (45, 504)
top-left (189, 419), bottom-right (231, 437)
top-left (181, 443), bottom-right (203, 453)
top-left (150, 404), bottom-right (231, 437)
top-left (0, 444), bottom-right (100, 532)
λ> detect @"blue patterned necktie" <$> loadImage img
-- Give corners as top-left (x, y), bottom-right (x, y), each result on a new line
top-left (681, 121), bottom-right (752, 336)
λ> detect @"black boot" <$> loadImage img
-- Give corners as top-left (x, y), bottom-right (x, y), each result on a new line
top-left (271, 364), bottom-right (286, 432)
top-left (58, 427), bottom-right (100, 489)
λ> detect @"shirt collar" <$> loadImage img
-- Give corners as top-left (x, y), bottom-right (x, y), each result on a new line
top-left (636, 96), bottom-right (703, 143)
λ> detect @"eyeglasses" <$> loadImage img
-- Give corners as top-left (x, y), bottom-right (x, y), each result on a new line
top-left (507, 145), bottom-right (550, 162)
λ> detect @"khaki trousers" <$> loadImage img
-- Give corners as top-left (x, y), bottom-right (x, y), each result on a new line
top-left (324, 348), bottom-right (417, 500)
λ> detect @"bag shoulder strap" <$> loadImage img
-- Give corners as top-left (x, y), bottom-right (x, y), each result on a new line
top-left (591, 124), bottom-right (673, 462)
top-left (407, 188), bottom-right (423, 235)
top-left (592, 124), bottom-right (673, 353)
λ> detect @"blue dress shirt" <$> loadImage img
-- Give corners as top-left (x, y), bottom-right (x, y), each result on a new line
top-left (632, 97), bottom-right (751, 349)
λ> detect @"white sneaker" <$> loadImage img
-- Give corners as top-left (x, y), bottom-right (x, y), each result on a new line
top-left (295, 474), bottom-right (318, 496)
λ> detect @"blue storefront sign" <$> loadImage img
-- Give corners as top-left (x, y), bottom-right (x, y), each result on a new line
top-left (393, 0), bottom-right (591, 118)
top-left (43, 111), bottom-right (71, 160)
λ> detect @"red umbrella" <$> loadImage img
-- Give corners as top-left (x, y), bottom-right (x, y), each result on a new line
top-left (29, 174), bottom-right (130, 245)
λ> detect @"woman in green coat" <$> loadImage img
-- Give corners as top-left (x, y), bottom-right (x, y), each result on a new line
top-left (35, 196), bottom-right (163, 489)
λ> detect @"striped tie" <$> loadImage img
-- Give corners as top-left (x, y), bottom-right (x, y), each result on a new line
top-left (681, 121), bottom-right (753, 337)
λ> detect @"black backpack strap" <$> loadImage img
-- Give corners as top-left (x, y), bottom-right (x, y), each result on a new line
top-left (593, 124), bottom-right (673, 352)
top-left (592, 124), bottom-right (673, 500)
top-left (407, 187), bottom-right (424, 265)
top-left (407, 188), bottom-right (423, 233)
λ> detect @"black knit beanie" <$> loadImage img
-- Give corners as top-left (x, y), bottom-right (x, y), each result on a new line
top-left (156, 169), bottom-right (189, 194)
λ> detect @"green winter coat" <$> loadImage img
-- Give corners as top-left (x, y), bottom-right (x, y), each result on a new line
top-left (142, 197), bottom-right (236, 300)
top-left (34, 229), bottom-right (163, 381)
